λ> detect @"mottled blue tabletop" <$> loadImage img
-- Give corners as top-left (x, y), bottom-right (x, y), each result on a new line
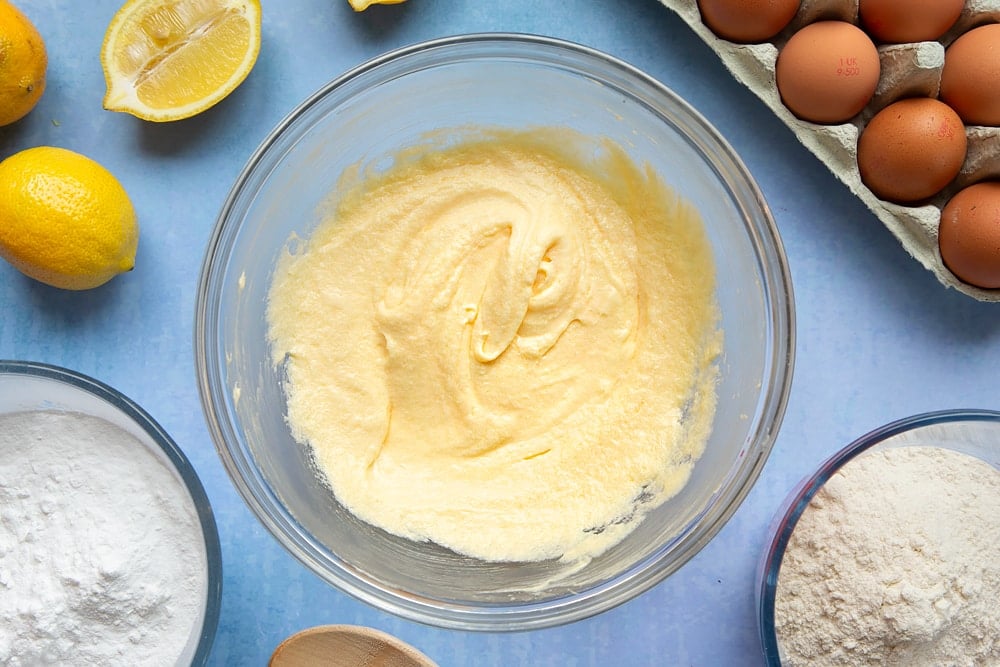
top-left (2, 1), bottom-right (997, 665)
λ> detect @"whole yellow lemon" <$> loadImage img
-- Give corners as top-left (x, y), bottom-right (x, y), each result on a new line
top-left (0, 147), bottom-right (139, 291)
top-left (0, 0), bottom-right (47, 126)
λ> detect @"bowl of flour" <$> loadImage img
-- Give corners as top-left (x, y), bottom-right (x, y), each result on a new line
top-left (0, 360), bottom-right (221, 666)
top-left (757, 410), bottom-right (1000, 666)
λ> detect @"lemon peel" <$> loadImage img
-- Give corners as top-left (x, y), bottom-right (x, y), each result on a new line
top-left (0, 147), bottom-right (139, 291)
top-left (101, 0), bottom-right (261, 122)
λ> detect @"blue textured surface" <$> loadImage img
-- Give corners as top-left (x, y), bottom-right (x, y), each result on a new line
top-left (1, 2), bottom-right (997, 665)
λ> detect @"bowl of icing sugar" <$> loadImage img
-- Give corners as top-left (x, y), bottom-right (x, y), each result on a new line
top-left (757, 409), bottom-right (1000, 666)
top-left (0, 360), bottom-right (221, 666)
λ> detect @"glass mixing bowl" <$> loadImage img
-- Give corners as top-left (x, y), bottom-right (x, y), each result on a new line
top-left (0, 360), bottom-right (222, 665)
top-left (195, 33), bottom-right (794, 630)
top-left (757, 410), bottom-right (1000, 664)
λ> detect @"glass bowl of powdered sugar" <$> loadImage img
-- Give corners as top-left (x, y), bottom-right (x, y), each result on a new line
top-left (0, 360), bottom-right (222, 666)
top-left (757, 409), bottom-right (1000, 666)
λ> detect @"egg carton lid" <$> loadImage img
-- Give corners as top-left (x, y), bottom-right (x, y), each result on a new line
top-left (658, 0), bottom-right (1000, 302)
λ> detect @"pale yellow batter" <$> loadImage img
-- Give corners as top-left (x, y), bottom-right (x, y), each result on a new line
top-left (267, 128), bottom-right (721, 564)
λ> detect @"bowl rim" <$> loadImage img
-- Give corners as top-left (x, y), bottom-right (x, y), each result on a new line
top-left (0, 359), bottom-right (223, 666)
top-left (195, 31), bottom-right (795, 630)
top-left (756, 408), bottom-right (1000, 665)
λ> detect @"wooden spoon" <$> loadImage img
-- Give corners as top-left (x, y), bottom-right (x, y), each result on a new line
top-left (269, 624), bottom-right (438, 667)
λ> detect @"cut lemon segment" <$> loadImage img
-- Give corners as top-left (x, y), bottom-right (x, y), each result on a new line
top-left (348, 0), bottom-right (408, 10)
top-left (101, 0), bottom-right (261, 122)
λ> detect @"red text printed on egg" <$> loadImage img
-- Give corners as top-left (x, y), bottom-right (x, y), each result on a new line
top-left (837, 58), bottom-right (862, 77)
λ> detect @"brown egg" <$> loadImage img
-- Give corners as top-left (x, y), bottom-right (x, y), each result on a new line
top-left (939, 181), bottom-right (1000, 289)
top-left (940, 24), bottom-right (1000, 127)
top-left (857, 98), bottom-right (967, 204)
top-left (776, 21), bottom-right (880, 124)
top-left (858, 0), bottom-right (964, 43)
top-left (698, 0), bottom-right (801, 43)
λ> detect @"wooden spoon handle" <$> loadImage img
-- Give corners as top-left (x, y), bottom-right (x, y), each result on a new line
top-left (270, 624), bottom-right (437, 667)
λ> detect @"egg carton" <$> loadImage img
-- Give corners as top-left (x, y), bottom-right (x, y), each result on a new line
top-left (657, 0), bottom-right (1000, 302)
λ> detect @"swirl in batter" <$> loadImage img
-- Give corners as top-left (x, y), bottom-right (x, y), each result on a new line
top-left (267, 128), bottom-right (721, 563)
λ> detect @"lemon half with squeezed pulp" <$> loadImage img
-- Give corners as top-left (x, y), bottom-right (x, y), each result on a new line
top-left (101, 0), bottom-right (261, 122)
top-left (0, 147), bottom-right (139, 291)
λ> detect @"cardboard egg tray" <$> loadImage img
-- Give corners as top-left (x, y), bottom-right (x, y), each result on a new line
top-left (657, 0), bottom-right (1000, 302)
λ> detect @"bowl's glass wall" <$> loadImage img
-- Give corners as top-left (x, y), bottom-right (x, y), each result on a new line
top-left (0, 361), bottom-right (221, 666)
top-left (198, 35), bottom-right (793, 629)
top-left (756, 410), bottom-right (1000, 665)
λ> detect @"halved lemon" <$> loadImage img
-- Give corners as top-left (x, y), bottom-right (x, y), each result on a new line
top-left (101, 0), bottom-right (261, 122)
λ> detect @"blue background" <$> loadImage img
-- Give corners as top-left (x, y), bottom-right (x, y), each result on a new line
top-left (2, 1), bottom-right (997, 665)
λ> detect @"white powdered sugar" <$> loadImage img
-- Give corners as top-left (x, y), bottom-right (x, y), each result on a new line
top-left (775, 445), bottom-right (1000, 666)
top-left (0, 410), bottom-right (208, 666)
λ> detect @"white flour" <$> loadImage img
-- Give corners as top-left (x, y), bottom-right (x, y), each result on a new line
top-left (0, 410), bottom-right (208, 666)
top-left (775, 445), bottom-right (1000, 666)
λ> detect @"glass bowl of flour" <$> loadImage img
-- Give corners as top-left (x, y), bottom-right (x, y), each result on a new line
top-left (196, 33), bottom-right (794, 631)
top-left (0, 360), bottom-right (222, 665)
top-left (758, 410), bottom-right (1000, 666)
